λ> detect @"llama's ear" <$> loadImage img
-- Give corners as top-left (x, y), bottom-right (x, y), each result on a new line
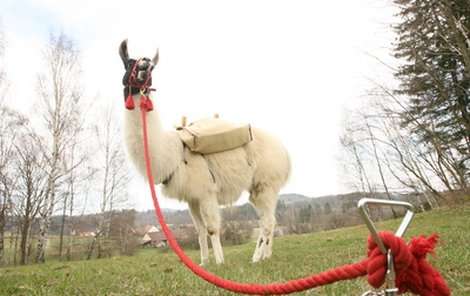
top-left (152, 48), bottom-right (159, 66)
top-left (119, 39), bottom-right (129, 69)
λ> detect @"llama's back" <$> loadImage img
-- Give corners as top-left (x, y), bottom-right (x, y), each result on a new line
top-left (202, 127), bottom-right (290, 205)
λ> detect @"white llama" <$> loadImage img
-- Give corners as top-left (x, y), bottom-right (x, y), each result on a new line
top-left (119, 40), bottom-right (291, 265)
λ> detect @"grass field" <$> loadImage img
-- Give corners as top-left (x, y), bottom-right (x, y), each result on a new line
top-left (1, 204), bottom-right (469, 295)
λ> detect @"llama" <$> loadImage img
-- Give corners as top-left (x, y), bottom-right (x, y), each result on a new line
top-left (119, 39), bottom-right (291, 265)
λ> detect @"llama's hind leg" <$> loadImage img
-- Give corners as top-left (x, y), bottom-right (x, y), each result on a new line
top-left (250, 185), bottom-right (278, 263)
top-left (199, 196), bottom-right (225, 265)
top-left (188, 201), bottom-right (209, 266)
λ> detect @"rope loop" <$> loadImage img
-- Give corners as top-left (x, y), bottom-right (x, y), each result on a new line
top-left (366, 231), bottom-right (411, 288)
top-left (365, 231), bottom-right (451, 296)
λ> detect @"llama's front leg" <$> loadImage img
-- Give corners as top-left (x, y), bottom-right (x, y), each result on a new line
top-left (188, 201), bottom-right (209, 266)
top-left (199, 197), bottom-right (224, 265)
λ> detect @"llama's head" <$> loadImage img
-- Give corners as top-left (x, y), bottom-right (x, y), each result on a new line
top-left (119, 39), bottom-right (159, 99)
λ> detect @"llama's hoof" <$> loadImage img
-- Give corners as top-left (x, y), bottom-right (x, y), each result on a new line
top-left (262, 253), bottom-right (272, 260)
top-left (199, 260), bottom-right (209, 267)
top-left (252, 251), bottom-right (263, 263)
top-left (252, 253), bottom-right (271, 263)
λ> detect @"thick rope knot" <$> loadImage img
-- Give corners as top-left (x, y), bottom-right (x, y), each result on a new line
top-left (366, 231), bottom-right (451, 296)
top-left (397, 234), bottom-right (451, 296)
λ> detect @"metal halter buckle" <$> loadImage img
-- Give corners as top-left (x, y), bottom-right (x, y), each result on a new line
top-left (358, 198), bottom-right (414, 296)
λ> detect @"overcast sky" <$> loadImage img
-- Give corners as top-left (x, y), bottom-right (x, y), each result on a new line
top-left (1, 0), bottom-right (398, 210)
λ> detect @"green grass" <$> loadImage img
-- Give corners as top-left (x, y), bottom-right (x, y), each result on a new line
top-left (1, 205), bottom-right (469, 295)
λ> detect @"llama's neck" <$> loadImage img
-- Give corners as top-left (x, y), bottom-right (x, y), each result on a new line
top-left (123, 95), bottom-right (183, 184)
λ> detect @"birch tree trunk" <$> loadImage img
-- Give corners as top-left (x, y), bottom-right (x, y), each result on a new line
top-left (36, 196), bottom-right (54, 263)
top-left (58, 192), bottom-right (68, 258)
top-left (65, 177), bottom-right (75, 261)
top-left (35, 33), bottom-right (84, 263)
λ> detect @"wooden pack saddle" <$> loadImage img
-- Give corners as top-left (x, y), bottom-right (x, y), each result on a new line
top-left (177, 116), bottom-right (253, 154)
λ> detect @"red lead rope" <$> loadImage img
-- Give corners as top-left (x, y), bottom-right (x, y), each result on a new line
top-left (138, 98), bottom-right (451, 295)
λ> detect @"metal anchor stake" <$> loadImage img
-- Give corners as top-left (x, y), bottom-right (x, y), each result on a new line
top-left (358, 198), bottom-right (414, 296)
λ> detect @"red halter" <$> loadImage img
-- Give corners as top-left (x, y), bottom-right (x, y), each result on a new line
top-left (125, 58), bottom-right (155, 111)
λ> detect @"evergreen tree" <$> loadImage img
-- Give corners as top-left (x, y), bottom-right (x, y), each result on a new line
top-left (324, 203), bottom-right (332, 215)
top-left (393, 0), bottom-right (470, 188)
top-left (299, 205), bottom-right (314, 223)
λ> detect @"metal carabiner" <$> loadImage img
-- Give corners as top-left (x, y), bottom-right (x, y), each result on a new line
top-left (358, 198), bottom-right (414, 296)
top-left (385, 249), bottom-right (397, 294)
top-left (361, 289), bottom-right (386, 296)
top-left (361, 287), bottom-right (399, 296)
top-left (358, 198), bottom-right (414, 253)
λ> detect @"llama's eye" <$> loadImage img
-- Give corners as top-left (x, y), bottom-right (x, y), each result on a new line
top-left (139, 60), bottom-right (150, 69)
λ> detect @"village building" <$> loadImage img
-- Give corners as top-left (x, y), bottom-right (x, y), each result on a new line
top-left (140, 224), bottom-right (196, 248)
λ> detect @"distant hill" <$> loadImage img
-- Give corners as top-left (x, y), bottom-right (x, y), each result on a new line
top-left (39, 191), bottom-right (421, 236)
top-left (137, 191), bottom-right (416, 229)
top-left (279, 192), bottom-right (411, 208)
top-left (278, 193), bottom-right (311, 204)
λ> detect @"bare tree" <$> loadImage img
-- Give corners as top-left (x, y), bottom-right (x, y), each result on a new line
top-left (13, 132), bottom-right (47, 265)
top-left (35, 33), bottom-right (85, 263)
top-left (0, 18), bottom-right (7, 99)
top-left (340, 112), bottom-right (386, 221)
top-left (372, 86), bottom-right (462, 201)
top-left (58, 140), bottom-right (95, 259)
top-left (362, 115), bottom-right (398, 218)
top-left (340, 85), bottom-right (461, 209)
top-left (56, 163), bottom-right (95, 261)
top-left (340, 121), bottom-right (373, 194)
top-left (0, 21), bottom-right (14, 264)
top-left (0, 107), bottom-right (27, 264)
top-left (87, 105), bottom-right (131, 260)
top-left (339, 0), bottom-right (469, 209)
top-left (0, 17), bottom-right (4, 57)
top-left (107, 210), bottom-right (138, 256)
top-left (0, 106), bottom-right (45, 267)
